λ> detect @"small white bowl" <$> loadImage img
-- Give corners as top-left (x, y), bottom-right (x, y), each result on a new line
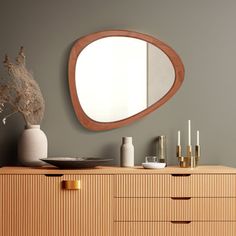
top-left (142, 162), bottom-right (166, 169)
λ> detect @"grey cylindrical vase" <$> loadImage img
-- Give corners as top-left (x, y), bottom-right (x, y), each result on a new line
top-left (18, 125), bottom-right (48, 166)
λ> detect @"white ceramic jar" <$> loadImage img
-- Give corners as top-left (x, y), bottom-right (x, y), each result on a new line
top-left (18, 125), bottom-right (48, 166)
top-left (120, 137), bottom-right (134, 167)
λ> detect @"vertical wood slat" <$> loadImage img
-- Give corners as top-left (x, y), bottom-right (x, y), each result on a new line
top-left (115, 222), bottom-right (236, 236)
top-left (0, 174), bottom-right (112, 236)
top-left (115, 174), bottom-right (236, 197)
top-left (115, 197), bottom-right (236, 221)
top-left (0, 175), bottom-right (2, 236)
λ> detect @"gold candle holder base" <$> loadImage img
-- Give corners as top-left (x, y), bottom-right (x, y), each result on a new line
top-left (178, 156), bottom-right (190, 168)
top-left (176, 145), bottom-right (200, 168)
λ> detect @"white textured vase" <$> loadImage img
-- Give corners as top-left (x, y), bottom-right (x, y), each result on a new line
top-left (120, 137), bottom-right (134, 167)
top-left (18, 125), bottom-right (48, 166)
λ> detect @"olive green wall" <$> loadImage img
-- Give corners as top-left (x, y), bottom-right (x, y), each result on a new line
top-left (1, 0), bottom-right (236, 166)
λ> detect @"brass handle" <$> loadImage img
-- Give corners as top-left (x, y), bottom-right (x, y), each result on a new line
top-left (62, 180), bottom-right (81, 190)
top-left (171, 221), bottom-right (191, 224)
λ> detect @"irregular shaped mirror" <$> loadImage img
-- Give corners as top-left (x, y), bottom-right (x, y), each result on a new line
top-left (68, 30), bottom-right (184, 131)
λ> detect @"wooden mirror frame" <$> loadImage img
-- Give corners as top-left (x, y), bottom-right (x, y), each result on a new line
top-left (68, 30), bottom-right (184, 131)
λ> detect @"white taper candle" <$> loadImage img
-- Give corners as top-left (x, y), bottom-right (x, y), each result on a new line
top-left (197, 130), bottom-right (200, 145)
top-left (188, 120), bottom-right (191, 146)
top-left (178, 130), bottom-right (181, 146)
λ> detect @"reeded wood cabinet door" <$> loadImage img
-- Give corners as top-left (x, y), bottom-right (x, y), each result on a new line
top-left (0, 174), bottom-right (112, 236)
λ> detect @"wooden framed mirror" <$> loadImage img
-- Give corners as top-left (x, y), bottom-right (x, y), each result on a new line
top-left (68, 30), bottom-right (184, 131)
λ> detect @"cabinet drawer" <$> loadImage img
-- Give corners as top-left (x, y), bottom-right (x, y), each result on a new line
top-left (0, 174), bottom-right (112, 236)
top-left (114, 174), bottom-right (171, 197)
top-left (115, 198), bottom-right (236, 221)
top-left (115, 222), bottom-right (236, 236)
top-left (115, 174), bottom-right (236, 197)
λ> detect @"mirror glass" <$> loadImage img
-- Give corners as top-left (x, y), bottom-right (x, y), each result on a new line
top-left (75, 36), bottom-right (175, 122)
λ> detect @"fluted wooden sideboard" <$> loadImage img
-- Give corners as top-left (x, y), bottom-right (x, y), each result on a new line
top-left (0, 166), bottom-right (236, 236)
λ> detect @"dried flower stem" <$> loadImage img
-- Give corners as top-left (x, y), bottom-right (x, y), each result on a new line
top-left (2, 111), bottom-right (18, 125)
top-left (0, 47), bottom-right (45, 125)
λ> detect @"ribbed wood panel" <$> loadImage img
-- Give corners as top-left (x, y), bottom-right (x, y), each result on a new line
top-left (115, 222), bottom-right (236, 236)
top-left (0, 174), bottom-right (112, 236)
top-left (114, 174), bottom-right (172, 197)
top-left (115, 197), bottom-right (236, 221)
top-left (1, 167), bottom-right (236, 236)
top-left (0, 176), bottom-right (3, 234)
top-left (172, 174), bottom-right (236, 197)
top-left (115, 174), bottom-right (236, 197)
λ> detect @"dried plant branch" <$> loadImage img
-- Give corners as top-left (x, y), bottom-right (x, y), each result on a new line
top-left (0, 47), bottom-right (45, 125)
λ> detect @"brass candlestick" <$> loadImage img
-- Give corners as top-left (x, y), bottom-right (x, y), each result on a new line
top-left (176, 144), bottom-right (200, 168)
top-left (195, 145), bottom-right (200, 167)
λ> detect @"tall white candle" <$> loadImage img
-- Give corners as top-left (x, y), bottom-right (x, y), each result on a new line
top-left (178, 130), bottom-right (181, 146)
top-left (197, 130), bottom-right (200, 145)
top-left (188, 120), bottom-right (191, 146)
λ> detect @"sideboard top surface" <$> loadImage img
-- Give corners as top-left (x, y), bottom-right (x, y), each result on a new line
top-left (0, 165), bottom-right (235, 175)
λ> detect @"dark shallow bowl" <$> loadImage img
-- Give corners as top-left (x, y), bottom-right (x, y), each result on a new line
top-left (40, 157), bottom-right (113, 169)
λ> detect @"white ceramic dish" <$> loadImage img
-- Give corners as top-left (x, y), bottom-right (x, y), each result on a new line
top-left (142, 162), bottom-right (166, 169)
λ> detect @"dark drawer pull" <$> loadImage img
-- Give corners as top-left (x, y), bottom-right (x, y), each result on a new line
top-left (45, 174), bottom-right (64, 177)
top-left (171, 221), bottom-right (191, 224)
top-left (171, 197), bottom-right (191, 200)
top-left (171, 174), bottom-right (191, 177)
